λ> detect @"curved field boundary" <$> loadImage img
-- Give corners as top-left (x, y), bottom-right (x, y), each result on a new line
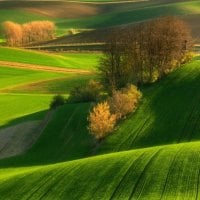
top-left (0, 110), bottom-right (55, 160)
top-left (0, 61), bottom-right (94, 75)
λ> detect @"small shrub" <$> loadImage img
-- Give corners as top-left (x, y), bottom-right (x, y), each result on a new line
top-left (88, 102), bottom-right (116, 141)
top-left (108, 84), bottom-right (142, 119)
top-left (68, 80), bottom-right (103, 103)
top-left (50, 95), bottom-right (65, 109)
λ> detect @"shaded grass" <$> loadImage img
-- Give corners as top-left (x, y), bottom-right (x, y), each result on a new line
top-left (0, 56), bottom-right (199, 200)
top-left (1, 57), bottom-right (200, 164)
top-left (99, 56), bottom-right (200, 153)
top-left (0, 103), bottom-right (92, 166)
top-left (0, 9), bottom-right (50, 25)
top-left (57, 1), bottom-right (200, 29)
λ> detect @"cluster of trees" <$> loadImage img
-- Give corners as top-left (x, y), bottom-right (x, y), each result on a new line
top-left (99, 17), bottom-right (193, 91)
top-left (49, 81), bottom-right (142, 141)
top-left (88, 17), bottom-right (193, 141)
top-left (3, 21), bottom-right (55, 47)
top-left (49, 16), bottom-right (193, 142)
top-left (88, 84), bottom-right (142, 141)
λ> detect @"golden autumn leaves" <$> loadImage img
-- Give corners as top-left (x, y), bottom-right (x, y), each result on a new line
top-left (88, 85), bottom-right (142, 140)
top-left (3, 21), bottom-right (55, 47)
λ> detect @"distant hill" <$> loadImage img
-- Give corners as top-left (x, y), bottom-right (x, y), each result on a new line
top-left (0, 0), bottom-right (199, 43)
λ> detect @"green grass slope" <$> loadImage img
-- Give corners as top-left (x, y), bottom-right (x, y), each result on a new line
top-left (0, 46), bottom-right (99, 128)
top-left (3, 73), bottom-right (95, 94)
top-left (0, 9), bottom-right (50, 25)
top-left (0, 47), bottom-right (100, 70)
top-left (0, 94), bottom-right (52, 127)
top-left (99, 56), bottom-right (200, 153)
top-left (0, 65), bottom-right (63, 126)
top-left (0, 32), bottom-right (200, 200)
top-left (0, 0), bottom-right (199, 42)
top-left (0, 103), bottom-right (92, 166)
top-left (61, 1), bottom-right (200, 29)
top-left (0, 57), bottom-right (199, 200)
top-left (0, 142), bottom-right (200, 199)
top-left (1, 56), bottom-right (199, 165)
top-left (0, 66), bottom-right (66, 90)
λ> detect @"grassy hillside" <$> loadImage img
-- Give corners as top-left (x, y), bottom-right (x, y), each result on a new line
top-left (99, 56), bottom-right (200, 153)
top-left (0, 57), bottom-right (199, 199)
top-left (2, 74), bottom-right (95, 94)
top-left (0, 103), bottom-right (92, 166)
top-left (0, 9), bottom-right (49, 24)
top-left (0, 0), bottom-right (199, 41)
top-left (0, 141), bottom-right (199, 199)
top-left (0, 56), bottom-right (199, 163)
top-left (0, 66), bottom-right (65, 90)
top-left (0, 93), bottom-right (52, 127)
top-left (0, 48), bottom-right (98, 126)
top-left (0, 0), bottom-right (199, 198)
top-left (60, 1), bottom-right (200, 29)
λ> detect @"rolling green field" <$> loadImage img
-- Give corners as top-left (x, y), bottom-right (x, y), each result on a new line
top-left (0, 48), bottom-right (98, 127)
top-left (0, 66), bottom-right (66, 89)
top-left (0, 9), bottom-right (50, 25)
top-left (0, 0), bottom-right (199, 41)
top-left (99, 56), bottom-right (200, 153)
top-left (0, 66), bottom-right (62, 126)
top-left (59, 1), bottom-right (200, 29)
top-left (0, 55), bottom-right (199, 199)
top-left (0, 0), bottom-right (200, 198)
top-left (3, 74), bottom-right (96, 94)
top-left (0, 47), bottom-right (100, 70)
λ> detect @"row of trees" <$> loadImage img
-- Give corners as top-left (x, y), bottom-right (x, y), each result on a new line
top-left (99, 17), bottom-right (193, 91)
top-left (3, 21), bottom-right (55, 47)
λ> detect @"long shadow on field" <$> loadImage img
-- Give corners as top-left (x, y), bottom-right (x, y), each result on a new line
top-left (98, 57), bottom-right (200, 154)
top-left (0, 103), bottom-right (93, 168)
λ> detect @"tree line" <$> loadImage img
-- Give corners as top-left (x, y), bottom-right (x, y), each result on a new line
top-left (3, 21), bottom-right (55, 47)
top-left (99, 17), bottom-right (193, 91)
top-left (50, 16), bottom-right (194, 142)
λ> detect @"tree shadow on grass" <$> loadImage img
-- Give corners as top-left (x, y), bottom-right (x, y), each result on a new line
top-left (98, 57), bottom-right (200, 153)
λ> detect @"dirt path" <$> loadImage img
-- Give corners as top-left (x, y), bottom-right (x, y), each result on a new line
top-left (0, 110), bottom-right (55, 160)
top-left (0, 61), bottom-right (94, 75)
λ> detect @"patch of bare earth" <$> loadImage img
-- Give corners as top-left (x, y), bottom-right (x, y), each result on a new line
top-left (0, 61), bottom-right (93, 74)
top-left (0, 110), bottom-right (54, 160)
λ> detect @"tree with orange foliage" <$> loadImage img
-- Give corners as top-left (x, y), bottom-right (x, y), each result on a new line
top-left (108, 84), bottom-right (142, 120)
top-left (88, 102), bottom-right (116, 141)
top-left (3, 20), bottom-right (55, 47)
top-left (3, 21), bottom-right (22, 47)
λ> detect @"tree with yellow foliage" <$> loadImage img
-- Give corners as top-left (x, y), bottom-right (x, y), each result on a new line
top-left (88, 102), bottom-right (116, 141)
top-left (108, 84), bottom-right (142, 120)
